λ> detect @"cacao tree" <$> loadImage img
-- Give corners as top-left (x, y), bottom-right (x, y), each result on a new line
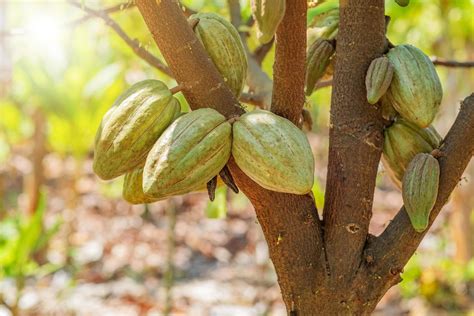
top-left (88, 0), bottom-right (474, 314)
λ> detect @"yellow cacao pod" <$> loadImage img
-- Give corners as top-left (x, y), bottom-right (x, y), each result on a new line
top-left (93, 80), bottom-right (181, 180)
top-left (382, 118), bottom-right (442, 188)
top-left (402, 153), bottom-right (439, 232)
top-left (232, 109), bottom-right (314, 194)
top-left (366, 56), bottom-right (394, 105)
top-left (386, 45), bottom-right (443, 128)
top-left (143, 108), bottom-right (232, 198)
top-left (123, 168), bottom-right (160, 205)
top-left (251, 0), bottom-right (286, 44)
top-left (190, 13), bottom-right (248, 98)
top-left (305, 39), bottom-right (335, 96)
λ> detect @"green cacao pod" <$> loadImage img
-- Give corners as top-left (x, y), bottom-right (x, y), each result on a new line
top-left (143, 108), bottom-right (232, 198)
top-left (382, 118), bottom-right (442, 188)
top-left (305, 39), bottom-right (335, 96)
top-left (123, 168), bottom-right (160, 205)
top-left (251, 0), bottom-right (286, 44)
top-left (402, 153), bottom-right (440, 232)
top-left (386, 45), bottom-right (443, 128)
top-left (190, 13), bottom-right (248, 98)
top-left (366, 56), bottom-right (394, 105)
top-left (379, 95), bottom-right (398, 121)
top-left (93, 80), bottom-right (181, 180)
top-left (232, 109), bottom-right (314, 194)
top-left (308, 7), bottom-right (339, 41)
top-left (395, 0), bottom-right (410, 7)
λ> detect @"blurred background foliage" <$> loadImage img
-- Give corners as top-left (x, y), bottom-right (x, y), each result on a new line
top-left (0, 0), bottom-right (473, 315)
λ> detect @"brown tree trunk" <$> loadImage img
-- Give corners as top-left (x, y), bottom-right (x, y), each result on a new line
top-left (135, 0), bottom-right (474, 314)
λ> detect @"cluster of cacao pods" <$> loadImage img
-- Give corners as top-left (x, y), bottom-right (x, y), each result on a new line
top-left (94, 32), bottom-right (314, 205)
top-left (94, 83), bottom-right (315, 204)
top-left (365, 43), bottom-right (443, 232)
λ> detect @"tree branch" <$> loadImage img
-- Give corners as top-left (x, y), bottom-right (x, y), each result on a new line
top-left (135, 0), bottom-right (243, 117)
top-left (322, 0), bottom-right (386, 287)
top-left (69, 1), bottom-right (135, 25)
top-left (68, 0), bottom-right (173, 77)
top-left (253, 39), bottom-right (275, 66)
top-left (364, 93), bottom-right (474, 291)
top-left (270, 0), bottom-right (307, 125)
top-left (431, 57), bottom-right (474, 68)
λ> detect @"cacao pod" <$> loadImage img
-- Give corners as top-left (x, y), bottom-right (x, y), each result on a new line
top-left (386, 44), bottom-right (443, 128)
top-left (366, 56), bottom-right (394, 105)
top-left (382, 118), bottom-right (442, 188)
top-left (379, 95), bottom-right (398, 121)
top-left (251, 0), bottom-right (286, 44)
top-left (190, 13), bottom-right (248, 98)
top-left (93, 80), bottom-right (181, 180)
top-left (232, 109), bottom-right (314, 194)
top-left (123, 168), bottom-right (160, 205)
top-left (305, 39), bottom-right (335, 96)
top-left (395, 0), bottom-right (410, 7)
top-left (308, 7), bottom-right (339, 41)
top-left (402, 153), bottom-right (439, 232)
top-left (143, 108), bottom-right (232, 198)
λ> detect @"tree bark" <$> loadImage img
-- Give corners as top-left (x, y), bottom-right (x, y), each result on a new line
top-left (323, 0), bottom-right (385, 287)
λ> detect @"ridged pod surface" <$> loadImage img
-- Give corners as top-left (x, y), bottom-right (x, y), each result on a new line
top-left (232, 109), bottom-right (314, 194)
top-left (93, 80), bottom-right (181, 180)
top-left (386, 45), bottom-right (443, 127)
top-left (366, 56), bottom-right (394, 104)
top-left (305, 39), bottom-right (335, 96)
top-left (143, 108), bottom-right (232, 198)
top-left (123, 168), bottom-right (160, 205)
top-left (402, 153), bottom-right (439, 232)
top-left (382, 118), bottom-right (442, 188)
top-left (251, 0), bottom-right (286, 44)
top-left (190, 13), bottom-right (248, 97)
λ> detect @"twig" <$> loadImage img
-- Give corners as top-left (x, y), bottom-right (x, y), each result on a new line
top-left (254, 38), bottom-right (275, 65)
top-left (68, 0), bottom-right (174, 77)
top-left (314, 79), bottom-right (333, 90)
top-left (431, 57), bottom-right (474, 68)
top-left (240, 92), bottom-right (266, 107)
top-left (69, 1), bottom-right (136, 26)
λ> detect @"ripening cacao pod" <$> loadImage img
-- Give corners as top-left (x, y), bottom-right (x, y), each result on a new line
top-left (382, 118), bottom-right (442, 188)
top-left (395, 0), bottom-right (410, 7)
top-left (143, 108), bottom-right (232, 198)
top-left (93, 80), bottom-right (181, 180)
top-left (190, 13), bottom-right (248, 97)
top-left (305, 39), bottom-right (335, 96)
top-left (123, 168), bottom-right (160, 205)
top-left (366, 56), bottom-right (394, 104)
top-left (402, 153), bottom-right (440, 232)
top-left (232, 109), bottom-right (314, 194)
top-left (251, 0), bottom-right (286, 44)
top-left (386, 45), bottom-right (443, 128)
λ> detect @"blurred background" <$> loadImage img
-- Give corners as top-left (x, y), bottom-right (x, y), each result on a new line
top-left (0, 0), bottom-right (473, 315)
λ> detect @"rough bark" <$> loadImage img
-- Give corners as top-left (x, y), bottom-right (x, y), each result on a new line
top-left (322, 0), bottom-right (385, 287)
top-left (270, 0), bottom-right (307, 125)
